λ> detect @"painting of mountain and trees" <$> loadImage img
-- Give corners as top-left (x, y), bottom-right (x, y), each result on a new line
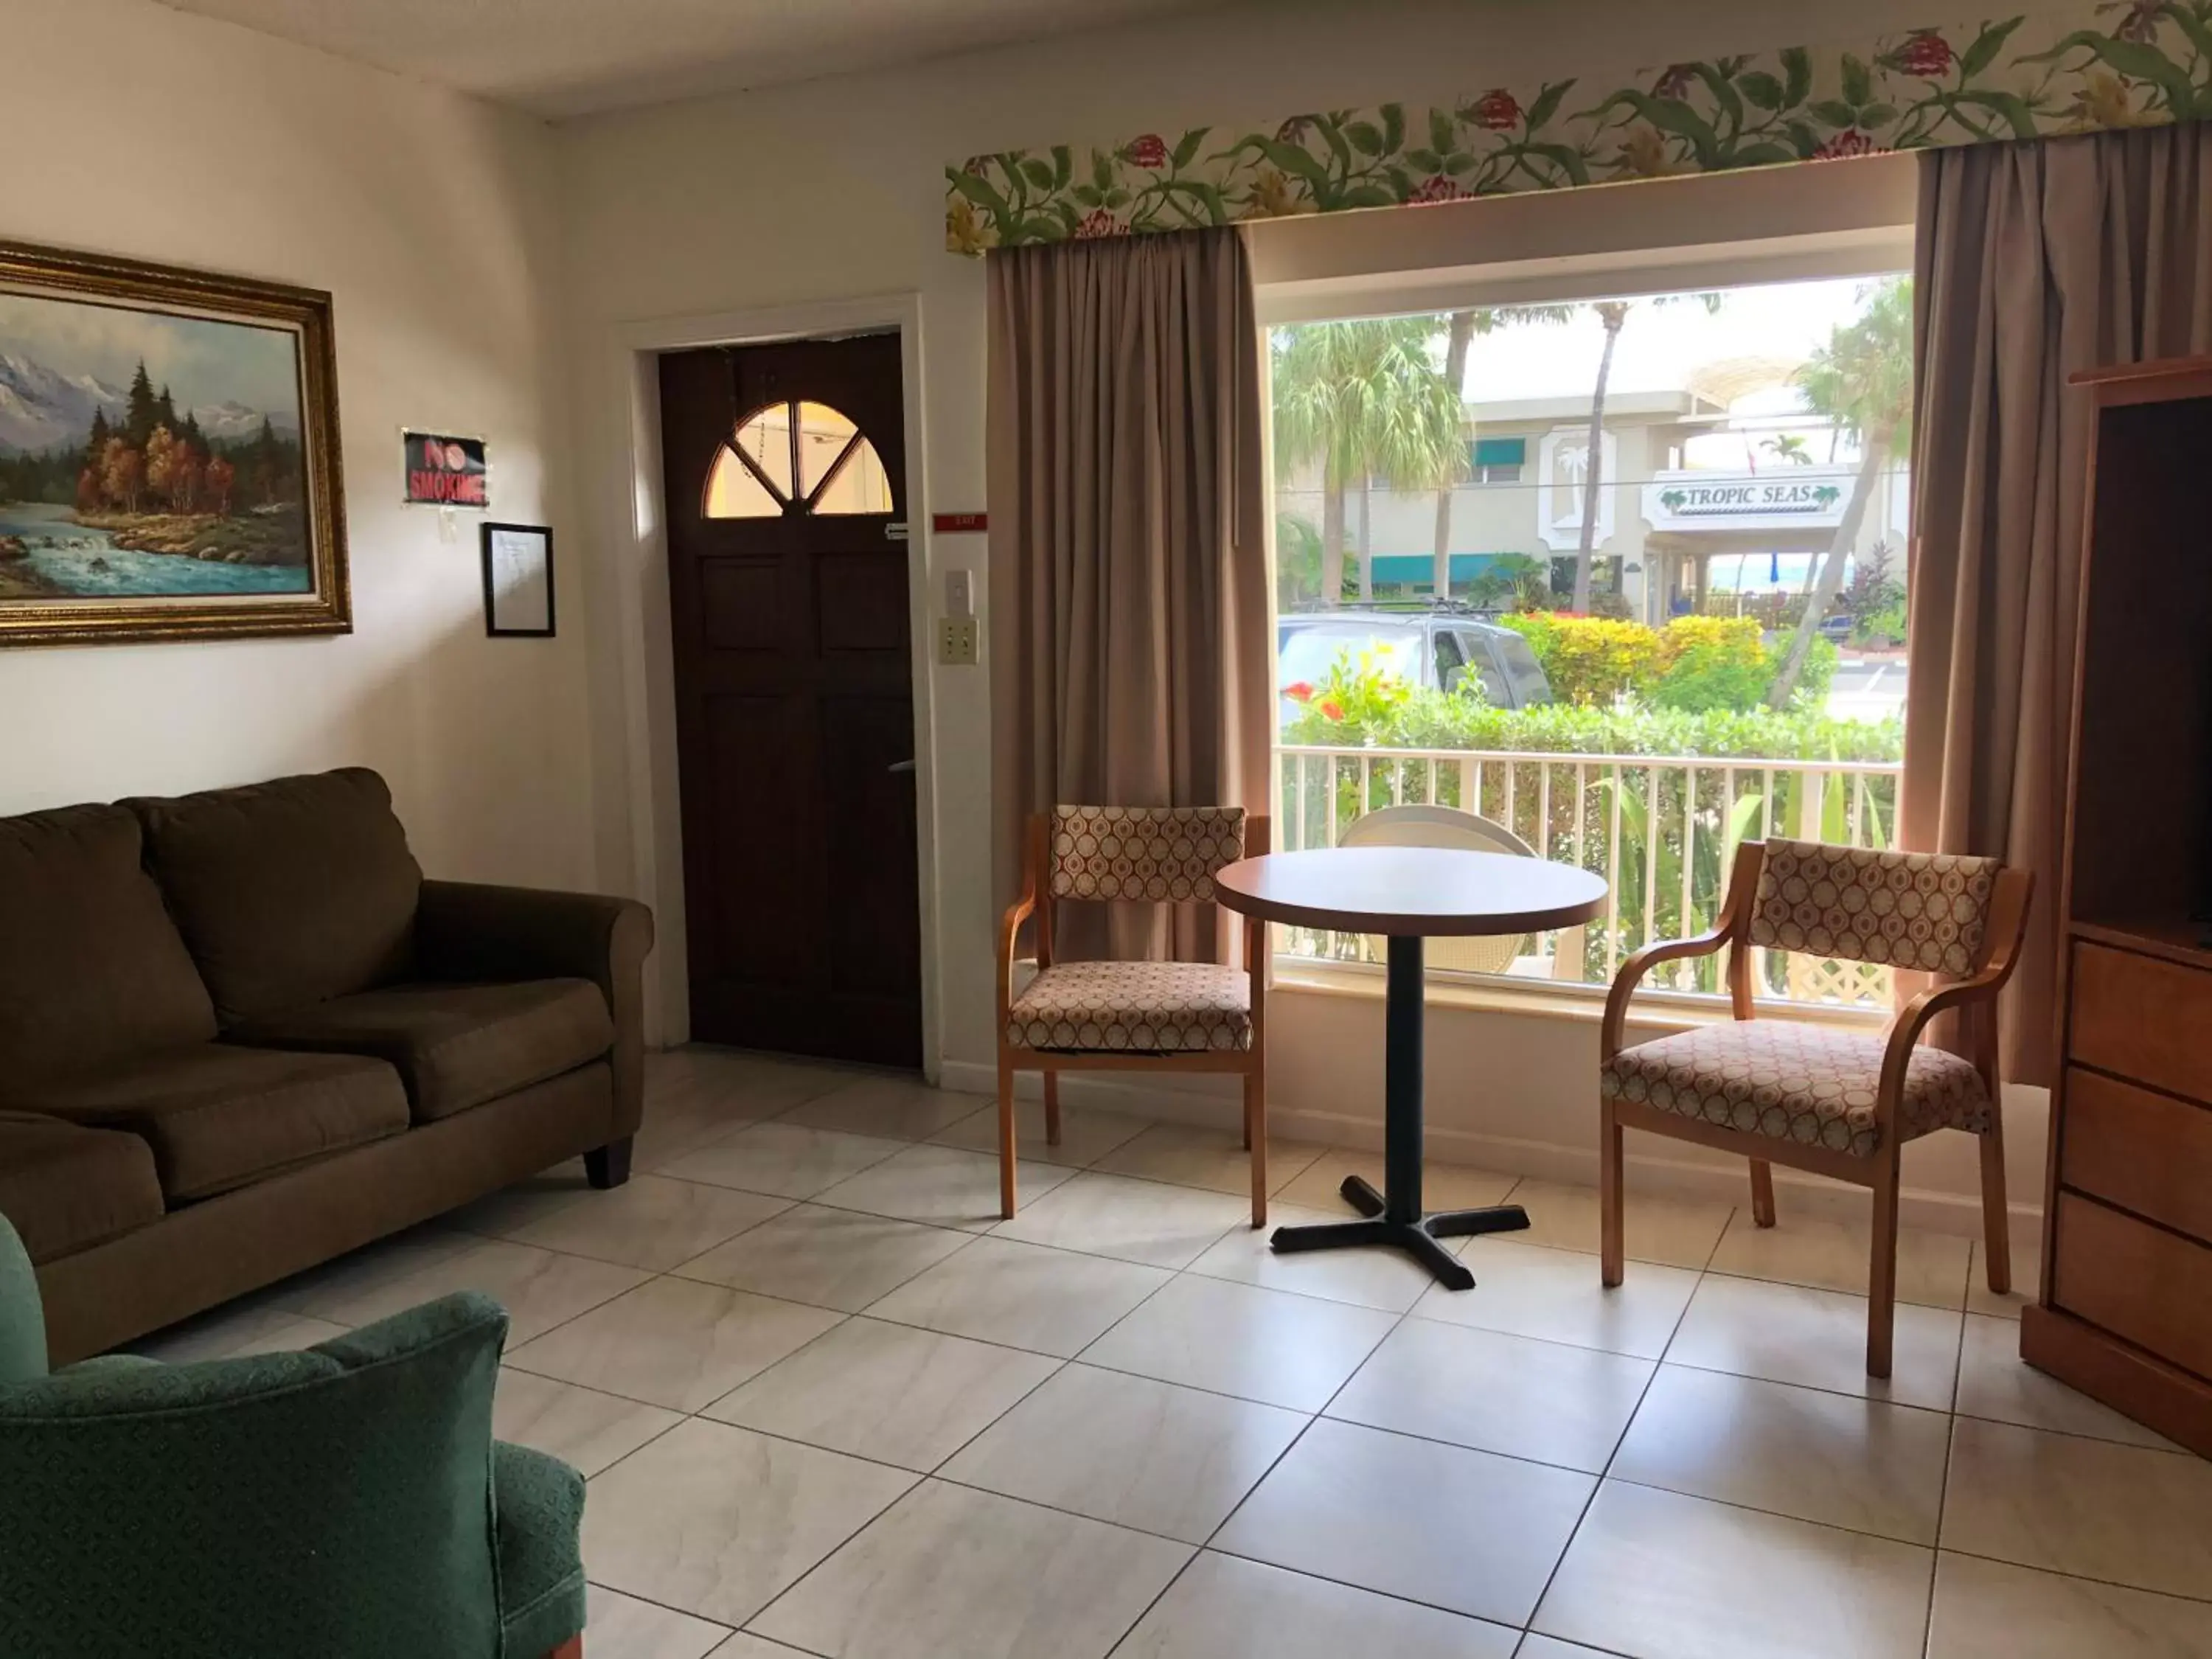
top-left (0, 240), bottom-right (347, 647)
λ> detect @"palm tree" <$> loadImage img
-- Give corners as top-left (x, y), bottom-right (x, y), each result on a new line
top-left (1273, 317), bottom-right (1467, 607)
top-left (1763, 433), bottom-right (1813, 465)
top-left (1767, 276), bottom-right (1913, 709)
top-left (1568, 293), bottom-right (1722, 612)
top-left (1433, 305), bottom-right (1575, 599)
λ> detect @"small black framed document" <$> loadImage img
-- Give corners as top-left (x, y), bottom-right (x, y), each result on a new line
top-left (481, 522), bottom-right (554, 637)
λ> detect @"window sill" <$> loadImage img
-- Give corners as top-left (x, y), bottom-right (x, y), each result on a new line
top-left (1270, 957), bottom-right (1889, 1035)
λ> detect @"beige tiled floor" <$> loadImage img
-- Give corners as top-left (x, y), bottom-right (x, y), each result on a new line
top-left (135, 1046), bottom-right (2212, 1659)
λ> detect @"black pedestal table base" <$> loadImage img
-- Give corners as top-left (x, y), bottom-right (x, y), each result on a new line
top-left (1267, 933), bottom-right (1527, 1290)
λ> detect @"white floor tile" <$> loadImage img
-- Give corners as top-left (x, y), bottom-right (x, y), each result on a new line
top-left (1610, 1365), bottom-right (1951, 1544)
top-left (1926, 1550), bottom-right (2212, 1658)
top-left (1214, 1417), bottom-right (1593, 1627)
top-left (1534, 1480), bottom-right (1934, 1659)
top-left (1501, 1178), bottom-right (1732, 1269)
top-left (1954, 1312), bottom-right (2180, 1450)
top-left (495, 1367), bottom-right (683, 1477)
top-left (1941, 1416), bottom-right (2212, 1600)
top-left (507, 1276), bottom-right (843, 1412)
top-left (931, 1099), bottom-right (1152, 1168)
top-left (1665, 1273), bottom-right (1961, 1411)
top-left (942, 1363), bottom-right (1307, 1543)
top-left (815, 1142), bottom-right (1074, 1231)
top-left (1111, 1550), bottom-right (1519, 1658)
top-left (1079, 1273), bottom-right (1394, 1412)
top-left (703, 1317), bottom-right (1058, 1472)
top-left (1414, 1237), bottom-right (1699, 1360)
top-left (582, 1419), bottom-right (915, 1627)
top-left (672, 1203), bottom-right (973, 1313)
top-left (1326, 1316), bottom-right (1653, 1472)
top-left (1706, 1208), bottom-right (1972, 1310)
top-left (748, 1480), bottom-right (1192, 1659)
top-left (780, 1074), bottom-right (990, 1141)
top-left (992, 1170), bottom-right (1249, 1269)
top-left (866, 1235), bottom-right (1170, 1358)
top-left (509, 1175), bottom-right (790, 1271)
top-left (585, 1583), bottom-right (733, 1659)
top-left (1186, 1202), bottom-right (1436, 1312)
top-left (655, 1122), bottom-right (908, 1201)
top-left (1093, 1123), bottom-right (1322, 1197)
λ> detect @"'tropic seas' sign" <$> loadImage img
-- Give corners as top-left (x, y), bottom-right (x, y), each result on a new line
top-left (1642, 469), bottom-right (1851, 534)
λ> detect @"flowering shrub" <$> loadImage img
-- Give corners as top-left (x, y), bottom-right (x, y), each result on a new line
top-left (1496, 613), bottom-right (1659, 706)
top-left (1650, 615), bottom-right (1773, 713)
top-left (1282, 644), bottom-right (1898, 762)
top-left (1496, 611), bottom-right (1834, 712)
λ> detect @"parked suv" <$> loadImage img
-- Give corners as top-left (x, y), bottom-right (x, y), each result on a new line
top-left (1278, 607), bottom-right (1552, 722)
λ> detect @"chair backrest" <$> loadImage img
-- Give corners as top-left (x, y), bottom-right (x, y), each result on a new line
top-left (1338, 804), bottom-right (1537, 858)
top-left (0, 1289), bottom-right (507, 1659)
top-left (1048, 806), bottom-right (1246, 903)
top-left (1747, 838), bottom-right (2003, 977)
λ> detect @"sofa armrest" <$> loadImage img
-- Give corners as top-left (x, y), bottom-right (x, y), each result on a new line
top-left (415, 881), bottom-right (655, 1141)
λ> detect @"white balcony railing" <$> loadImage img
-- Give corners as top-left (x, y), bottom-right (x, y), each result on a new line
top-left (1276, 742), bottom-right (1905, 1008)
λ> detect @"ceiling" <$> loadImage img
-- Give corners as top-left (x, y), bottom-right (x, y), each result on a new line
top-left (155, 0), bottom-right (1237, 119)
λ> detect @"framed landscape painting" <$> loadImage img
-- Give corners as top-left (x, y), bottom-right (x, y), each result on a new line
top-left (0, 239), bottom-right (347, 647)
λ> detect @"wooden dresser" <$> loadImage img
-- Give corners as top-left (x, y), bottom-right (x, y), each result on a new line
top-left (2021, 357), bottom-right (2212, 1458)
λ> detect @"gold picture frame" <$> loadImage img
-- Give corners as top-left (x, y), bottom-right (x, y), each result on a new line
top-left (0, 238), bottom-right (347, 647)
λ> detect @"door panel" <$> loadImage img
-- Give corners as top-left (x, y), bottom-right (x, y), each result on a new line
top-left (658, 332), bottom-right (922, 1068)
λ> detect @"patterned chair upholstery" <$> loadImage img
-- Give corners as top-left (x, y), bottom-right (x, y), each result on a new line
top-left (1601, 1021), bottom-right (1989, 1158)
top-left (1599, 837), bottom-right (2031, 1380)
top-left (1006, 959), bottom-right (1252, 1054)
top-left (1747, 841), bottom-right (2001, 977)
top-left (1015, 807), bottom-right (1253, 1054)
top-left (1046, 806), bottom-right (1247, 904)
top-left (998, 804), bottom-right (1267, 1223)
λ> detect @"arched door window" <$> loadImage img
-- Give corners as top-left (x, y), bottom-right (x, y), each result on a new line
top-left (703, 400), bottom-right (892, 518)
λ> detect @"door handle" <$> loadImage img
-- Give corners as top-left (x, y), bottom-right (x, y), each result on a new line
top-left (888, 759), bottom-right (917, 774)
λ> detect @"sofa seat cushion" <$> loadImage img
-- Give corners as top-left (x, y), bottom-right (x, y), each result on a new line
top-left (16, 1047), bottom-right (411, 1203)
top-left (226, 980), bottom-right (615, 1123)
top-left (0, 1112), bottom-right (166, 1264)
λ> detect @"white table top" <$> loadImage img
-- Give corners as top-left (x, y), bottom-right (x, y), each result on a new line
top-left (1215, 846), bottom-right (1609, 937)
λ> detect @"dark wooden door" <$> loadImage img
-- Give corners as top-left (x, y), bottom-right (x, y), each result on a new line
top-left (658, 332), bottom-right (922, 1067)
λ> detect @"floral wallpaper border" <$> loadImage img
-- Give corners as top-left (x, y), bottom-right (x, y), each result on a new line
top-left (946, 4), bottom-right (2212, 253)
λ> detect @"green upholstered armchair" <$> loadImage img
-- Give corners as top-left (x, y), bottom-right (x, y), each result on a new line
top-left (0, 1214), bottom-right (587, 1659)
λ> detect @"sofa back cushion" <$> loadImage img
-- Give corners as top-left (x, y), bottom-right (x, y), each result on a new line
top-left (130, 769), bottom-right (423, 1026)
top-left (0, 802), bottom-right (217, 1082)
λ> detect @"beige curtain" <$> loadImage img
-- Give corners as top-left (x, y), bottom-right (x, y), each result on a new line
top-left (1906, 125), bottom-right (2212, 1082)
top-left (987, 226), bottom-right (1269, 961)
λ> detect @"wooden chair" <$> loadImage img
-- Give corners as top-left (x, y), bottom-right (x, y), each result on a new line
top-left (1599, 838), bottom-right (2032, 1377)
top-left (998, 806), bottom-right (1267, 1224)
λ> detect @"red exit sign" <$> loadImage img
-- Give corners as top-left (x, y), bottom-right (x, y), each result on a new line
top-left (932, 512), bottom-right (987, 534)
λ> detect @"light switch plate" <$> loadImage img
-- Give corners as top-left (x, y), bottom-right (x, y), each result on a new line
top-left (937, 616), bottom-right (978, 665)
top-left (944, 568), bottom-right (974, 617)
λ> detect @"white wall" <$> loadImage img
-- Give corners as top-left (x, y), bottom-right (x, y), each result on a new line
top-left (0, 0), bottom-right (594, 890)
top-left (560, 0), bottom-right (2044, 1228)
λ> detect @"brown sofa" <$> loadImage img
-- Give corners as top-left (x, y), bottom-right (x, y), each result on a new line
top-left (0, 768), bottom-right (652, 1364)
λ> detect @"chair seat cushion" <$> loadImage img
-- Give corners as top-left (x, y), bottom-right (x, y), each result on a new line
top-left (1007, 961), bottom-right (1253, 1054)
top-left (226, 979), bottom-right (615, 1123)
top-left (1601, 1021), bottom-right (1990, 1158)
top-left (0, 1113), bottom-right (165, 1265)
top-left (14, 1047), bottom-right (410, 1203)
top-left (493, 1440), bottom-right (588, 1659)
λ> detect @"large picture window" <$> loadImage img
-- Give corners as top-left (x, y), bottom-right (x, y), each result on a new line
top-left (1270, 274), bottom-right (1911, 1009)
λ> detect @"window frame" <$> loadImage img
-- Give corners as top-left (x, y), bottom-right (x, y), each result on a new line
top-left (1253, 206), bottom-right (1913, 1023)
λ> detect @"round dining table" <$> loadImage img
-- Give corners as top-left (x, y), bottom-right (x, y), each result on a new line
top-left (1215, 845), bottom-right (1609, 1290)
